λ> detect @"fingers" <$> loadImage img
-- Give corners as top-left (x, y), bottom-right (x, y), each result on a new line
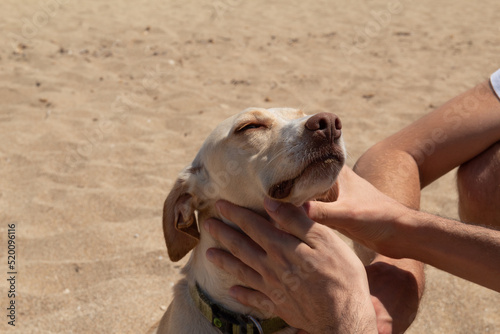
top-left (304, 200), bottom-right (362, 245)
top-left (216, 200), bottom-right (298, 251)
top-left (303, 200), bottom-right (346, 228)
top-left (264, 198), bottom-right (315, 241)
top-left (303, 168), bottom-right (364, 228)
top-left (228, 286), bottom-right (276, 318)
top-left (204, 218), bottom-right (267, 273)
top-left (206, 247), bottom-right (264, 290)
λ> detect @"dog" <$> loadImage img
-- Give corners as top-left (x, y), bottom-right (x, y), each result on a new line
top-left (153, 107), bottom-right (345, 333)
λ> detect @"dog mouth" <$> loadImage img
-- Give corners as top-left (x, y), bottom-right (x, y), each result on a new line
top-left (268, 153), bottom-right (343, 200)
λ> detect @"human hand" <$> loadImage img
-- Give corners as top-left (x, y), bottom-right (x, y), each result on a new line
top-left (304, 167), bottom-right (412, 259)
top-left (204, 199), bottom-right (377, 334)
top-left (305, 167), bottom-right (424, 333)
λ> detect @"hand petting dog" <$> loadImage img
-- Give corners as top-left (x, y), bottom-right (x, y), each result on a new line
top-left (204, 198), bottom-right (378, 334)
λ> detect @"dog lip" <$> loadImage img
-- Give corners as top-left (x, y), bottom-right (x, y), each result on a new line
top-left (268, 178), bottom-right (296, 199)
top-left (267, 153), bottom-right (342, 200)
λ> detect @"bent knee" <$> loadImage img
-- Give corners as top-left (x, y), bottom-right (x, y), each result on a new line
top-left (457, 142), bottom-right (500, 226)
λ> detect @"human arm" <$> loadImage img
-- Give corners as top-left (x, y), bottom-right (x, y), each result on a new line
top-left (352, 124), bottom-right (425, 334)
top-left (305, 167), bottom-right (500, 292)
top-left (403, 211), bottom-right (500, 292)
top-left (345, 159), bottom-right (424, 334)
top-left (204, 199), bottom-right (378, 334)
top-left (355, 78), bottom-right (500, 190)
top-left (347, 76), bottom-right (500, 332)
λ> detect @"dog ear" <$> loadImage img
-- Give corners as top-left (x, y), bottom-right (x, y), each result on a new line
top-left (163, 169), bottom-right (201, 262)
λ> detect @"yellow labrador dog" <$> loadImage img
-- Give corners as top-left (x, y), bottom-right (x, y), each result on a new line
top-left (154, 108), bottom-right (345, 334)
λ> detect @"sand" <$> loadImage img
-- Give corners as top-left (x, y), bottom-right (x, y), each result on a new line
top-left (0, 0), bottom-right (499, 333)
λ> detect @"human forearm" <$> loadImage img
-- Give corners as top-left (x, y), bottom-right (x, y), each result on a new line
top-left (396, 209), bottom-right (500, 292)
top-left (357, 80), bottom-right (500, 189)
top-left (355, 145), bottom-right (421, 210)
top-left (354, 149), bottom-right (425, 333)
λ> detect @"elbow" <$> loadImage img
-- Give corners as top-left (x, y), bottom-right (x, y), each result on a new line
top-left (355, 140), bottom-right (421, 181)
top-left (354, 140), bottom-right (422, 209)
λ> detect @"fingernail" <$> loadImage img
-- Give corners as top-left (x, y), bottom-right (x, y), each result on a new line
top-left (203, 220), bottom-right (210, 234)
top-left (264, 197), bottom-right (281, 212)
top-left (206, 249), bottom-right (214, 262)
top-left (228, 286), bottom-right (238, 298)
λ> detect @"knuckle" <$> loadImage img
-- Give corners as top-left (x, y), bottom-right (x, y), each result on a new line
top-left (253, 297), bottom-right (275, 318)
top-left (300, 256), bottom-right (321, 274)
top-left (280, 268), bottom-right (302, 292)
top-left (269, 288), bottom-right (287, 305)
top-left (305, 227), bottom-right (324, 241)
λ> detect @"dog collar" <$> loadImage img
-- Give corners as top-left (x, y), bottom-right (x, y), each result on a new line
top-left (189, 282), bottom-right (288, 334)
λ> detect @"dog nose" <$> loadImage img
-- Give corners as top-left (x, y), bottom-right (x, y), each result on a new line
top-left (305, 113), bottom-right (342, 141)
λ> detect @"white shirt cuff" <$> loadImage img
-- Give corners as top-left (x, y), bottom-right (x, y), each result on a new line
top-left (490, 69), bottom-right (500, 100)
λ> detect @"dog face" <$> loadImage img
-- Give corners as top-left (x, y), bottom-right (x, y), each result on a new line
top-left (163, 108), bottom-right (345, 261)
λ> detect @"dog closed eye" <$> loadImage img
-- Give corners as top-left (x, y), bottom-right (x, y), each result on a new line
top-left (235, 123), bottom-right (266, 133)
top-left (157, 107), bottom-right (345, 334)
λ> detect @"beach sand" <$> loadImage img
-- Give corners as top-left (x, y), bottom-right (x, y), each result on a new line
top-left (0, 0), bottom-right (499, 332)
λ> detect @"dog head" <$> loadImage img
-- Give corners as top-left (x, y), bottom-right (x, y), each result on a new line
top-left (163, 107), bottom-right (345, 261)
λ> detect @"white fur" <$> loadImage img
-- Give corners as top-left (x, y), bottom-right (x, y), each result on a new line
top-left (153, 108), bottom-right (345, 334)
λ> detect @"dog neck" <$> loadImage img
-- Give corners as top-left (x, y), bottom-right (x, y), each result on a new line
top-left (184, 205), bottom-right (272, 320)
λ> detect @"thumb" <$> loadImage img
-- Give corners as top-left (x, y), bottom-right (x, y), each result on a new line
top-left (264, 197), bottom-right (314, 240)
top-left (303, 200), bottom-right (349, 229)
